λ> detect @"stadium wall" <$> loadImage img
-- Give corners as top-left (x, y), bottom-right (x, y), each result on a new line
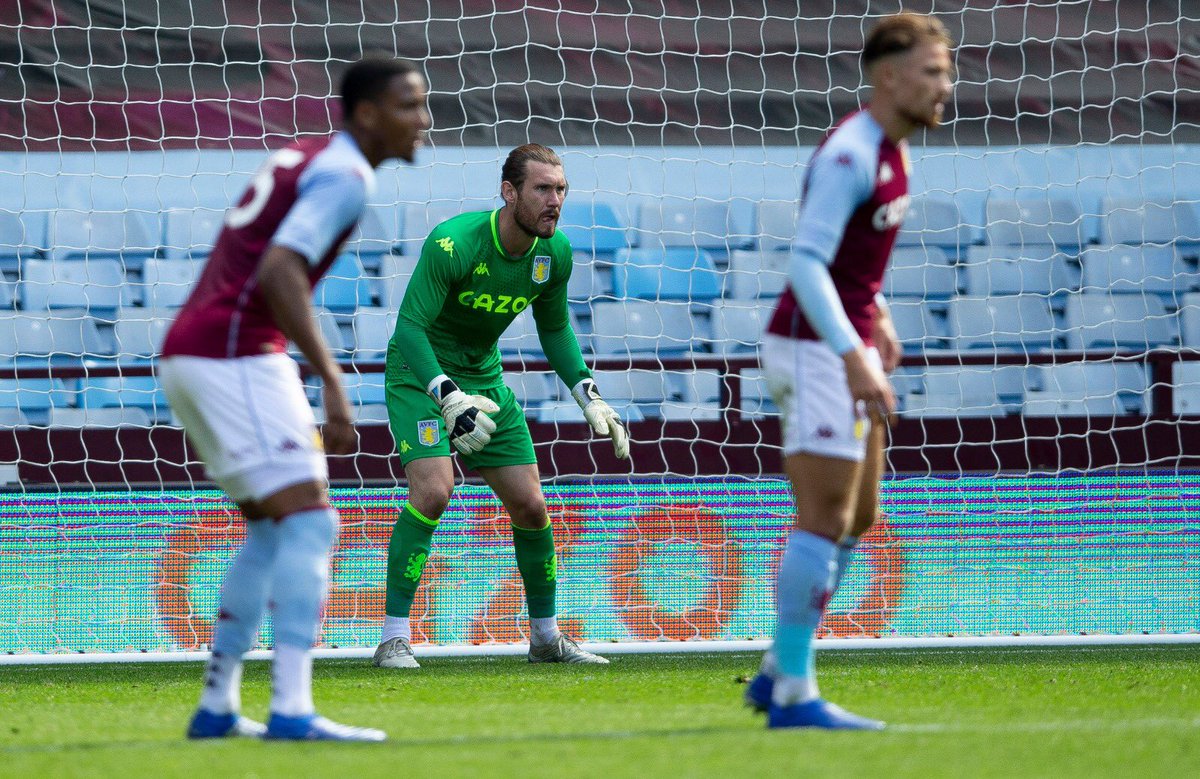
top-left (2, 475), bottom-right (1197, 655)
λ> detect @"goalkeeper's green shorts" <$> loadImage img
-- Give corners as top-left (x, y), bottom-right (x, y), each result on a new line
top-left (384, 368), bottom-right (537, 470)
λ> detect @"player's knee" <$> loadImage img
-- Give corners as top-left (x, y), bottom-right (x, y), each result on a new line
top-left (408, 479), bottom-right (453, 520)
top-left (508, 496), bottom-right (549, 529)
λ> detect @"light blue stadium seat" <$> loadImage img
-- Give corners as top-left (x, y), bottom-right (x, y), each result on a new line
top-left (398, 201), bottom-right (487, 254)
top-left (945, 294), bottom-right (1057, 350)
top-left (1030, 361), bottom-right (1149, 414)
top-left (883, 246), bottom-right (957, 298)
top-left (344, 205), bottom-right (400, 269)
top-left (1078, 245), bottom-right (1198, 297)
top-left (896, 196), bottom-right (969, 249)
top-left (313, 254), bottom-right (372, 312)
top-left (560, 202), bottom-right (627, 256)
top-left (0, 408), bottom-right (29, 428)
top-left (637, 200), bottom-right (743, 250)
top-left (1022, 391), bottom-right (1127, 417)
top-left (161, 207), bottom-right (224, 260)
top-left (0, 312), bottom-right (109, 363)
top-left (287, 307), bottom-right (349, 361)
top-left (350, 307), bottom-right (397, 360)
top-left (376, 253), bottom-right (419, 308)
top-left (612, 247), bottom-right (721, 302)
top-left (567, 253), bottom-right (611, 307)
top-left (112, 308), bottom-right (173, 363)
top-left (590, 299), bottom-right (696, 356)
top-left (1178, 293), bottom-right (1200, 348)
top-left (740, 368), bottom-right (777, 418)
top-left (0, 210), bottom-right (46, 265)
top-left (590, 368), bottom-right (675, 419)
top-left (77, 376), bottom-right (171, 421)
top-left (985, 196), bottom-right (1086, 248)
top-left (1099, 197), bottom-right (1179, 245)
top-left (755, 200), bottom-right (798, 253)
top-left (707, 301), bottom-right (767, 353)
top-left (726, 250), bottom-right (788, 299)
top-left (497, 311), bottom-right (545, 358)
top-left (961, 245), bottom-right (1078, 296)
top-left (339, 372), bottom-right (387, 406)
top-left (46, 210), bottom-right (160, 267)
top-left (1171, 362), bottom-right (1200, 415)
top-left (1061, 292), bottom-right (1176, 350)
top-left (536, 399), bottom-right (645, 425)
top-left (48, 406), bottom-right (153, 428)
top-left (141, 258), bottom-right (202, 308)
top-left (0, 378), bottom-right (71, 425)
top-left (504, 372), bottom-right (555, 410)
top-left (20, 258), bottom-right (128, 311)
top-left (919, 365), bottom-right (1018, 416)
top-left (887, 298), bottom-right (946, 351)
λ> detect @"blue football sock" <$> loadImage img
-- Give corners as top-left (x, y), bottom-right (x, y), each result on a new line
top-left (269, 506), bottom-right (338, 717)
top-left (200, 518), bottom-right (281, 714)
top-left (772, 530), bottom-right (837, 706)
top-left (831, 534), bottom-right (860, 596)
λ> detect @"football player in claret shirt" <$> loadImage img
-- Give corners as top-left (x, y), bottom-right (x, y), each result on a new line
top-left (372, 144), bottom-right (627, 669)
top-left (742, 13), bottom-right (954, 729)
top-left (160, 56), bottom-right (430, 742)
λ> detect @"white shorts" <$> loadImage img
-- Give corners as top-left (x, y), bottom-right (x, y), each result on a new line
top-left (159, 353), bottom-right (327, 504)
top-left (762, 334), bottom-right (881, 463)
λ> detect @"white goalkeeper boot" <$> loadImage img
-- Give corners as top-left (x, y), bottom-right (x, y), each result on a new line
top-left (528, 634), bottom-right (610, 664)
top-left (372, 636), bottom-right (420, 669)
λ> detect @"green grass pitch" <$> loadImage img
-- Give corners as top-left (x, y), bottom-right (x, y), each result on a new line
top-left (2, 646), bottom-right (1196, 778)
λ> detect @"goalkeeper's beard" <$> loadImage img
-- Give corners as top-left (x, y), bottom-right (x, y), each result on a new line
top-left (513, 200), bottom-right (558, 239)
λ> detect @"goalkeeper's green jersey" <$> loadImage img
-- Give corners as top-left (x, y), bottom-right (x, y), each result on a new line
top-left (387, 208), bottom-right (591, 390)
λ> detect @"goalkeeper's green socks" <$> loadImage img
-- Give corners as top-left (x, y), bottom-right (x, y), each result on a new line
top-left (512, 522), bottom-right (558, 636)
top-left (384, 503), bottom-right (437, 623)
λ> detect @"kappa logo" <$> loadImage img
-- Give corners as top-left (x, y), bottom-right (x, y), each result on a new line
top-left (815, 425), bottom-right (835, 439)
top-left (879, 161), bottom-right (894, 184)
top-left (474, 262), bottom-right (490, 276)
top-left (531, 255), bottom-right (552, 284)
top-left (417, 419), bottom-right (440, 446)
top-left (399, 440), bottom-right (412, 454)
top-left (436, 236), bottom-right (455, 255)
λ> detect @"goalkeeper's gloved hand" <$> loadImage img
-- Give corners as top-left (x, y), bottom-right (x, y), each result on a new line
top-left (571, 378), bottom-right (630, 460)
top-left (428, 375), bottom-right (500, 455)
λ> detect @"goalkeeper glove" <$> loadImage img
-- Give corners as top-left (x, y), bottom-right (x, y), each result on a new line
top-left (571, 378), bottom-right (630, 460)
top-left (428, 375), bottom-right (500, 455)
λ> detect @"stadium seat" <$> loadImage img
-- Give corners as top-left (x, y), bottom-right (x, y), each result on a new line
top-left (46, 210), bottom-right (159, 267)
top-left (350, 306), bottom-right (397, 360)
top-left (567, 255), bottom-right (611, 308)
top-left (896, 196), bottom-right (968, 249)
top-left (398, 201), bottom-right (485, 255)
top-left (945, 294), bottom-right (1057, 350)
top-left (960, 246), bottom-right (1078, 297)
top-left (1178, 293), bottom-right (1200, 349)
top-left (1099, 197), bottom-right (1179, 245)
top-left (1031, 361), bottom-right (1150, 414)
top-left (559, 202), bottom-right (628, 256)
top-left (1171, 361), bottom-right (1200, 415)
top-left (376, 253), bottom-right (419, 308)
top-left (887, 298), bottom-right (947, 351)
top-left (313, 254), bottom-right (373, 312)
top-left (161, 207), bottom-right (225, 260)
top-left (497, 311), bottom-right (545, 358)
top-left (286, 307), bottom-right (348, 362)
top-left (1061, 293), bottom-right (1175, 350)
top-left (637, 200), bottom-right (743, 250)
top-left (0, 210), bottom-right (46, 264)
top-left (726, 250), bottom-right (789, 299)
top-left (590, 300), bottom-right (696, 356)
top-left (536, 399), bottom-right (645, 425)
top-left (504, 372), bottom-right (556, 408)
top-left (611, 247), bottom-right (722, 302)
top-left (20, 258), bottom-right (128, 311)
top-left (112, 307), bottom-right (173, 363)
top-left (0, 312), bottom-right (109, 363)
top-left (0, 408), bottom-right (29, 428)
top-left (984, 196), bottom-right (1086, 248)
top-left (76, 376), bottom-right (171, 422)
top-left (46, 406), bottom-right (153, 428)
top-left (901, 392), bottom-right (1007, 418)
top-left (141, 258), bottom-right (202, 308)
top-left (883, 247), bottom-right (958, 298)
top-left (740, 368), bottom-right (777, 418)
top-left (1078, 245), bottom-right (1198, 298)
top-left (920, 365), bottom-right (1017, 415)
top-left (754, 200), bottom-right (798, 253)
top-left (338, 372), bottom-right (387, 406)
top-left (0, 378), bottom-right (71, 425)
top-left (591, 368), bottom-right (675, 418)
top-left (344, 205), bottom-right (400, 269)
top-left (1022, 390), bottom-right (1127, 417)
top-left (707, 302), bottom-right (767, 353)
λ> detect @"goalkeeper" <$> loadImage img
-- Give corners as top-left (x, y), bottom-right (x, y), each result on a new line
top-left (373, 143), bottom-right (626, 669)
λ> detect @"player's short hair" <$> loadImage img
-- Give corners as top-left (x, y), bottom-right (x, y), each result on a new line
top-left (862, 13), bottom-right (953, 70)
top-left (501, 144), bottom-right (563, 191)
top-left (341, 56), bottom-right (420, 120)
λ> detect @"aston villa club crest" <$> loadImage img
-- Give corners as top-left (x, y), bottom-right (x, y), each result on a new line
top-left (417, 419), bottom-right (440, 446)
top-left (531, 256), bottom-right (552, 284)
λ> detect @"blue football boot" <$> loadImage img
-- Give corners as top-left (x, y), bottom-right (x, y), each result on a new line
top-left (186, 708), bottom-right (267, 739)
top-left (264, 713), bottom-right (386, 742)
top-left (767, 698), bottom-right (885, 730)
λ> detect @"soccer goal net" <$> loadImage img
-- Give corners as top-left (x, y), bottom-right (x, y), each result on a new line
top-left (1, 2), bottom-right (1198, 660)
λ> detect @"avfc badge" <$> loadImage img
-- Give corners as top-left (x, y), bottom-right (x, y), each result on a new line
top-left (417, 419), bottom-right (441, 447)
top-left (531, 255), bottom-right (552, 284)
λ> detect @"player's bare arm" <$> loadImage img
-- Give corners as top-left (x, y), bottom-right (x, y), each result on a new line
top-left (258, 245), bottom-right (353, 455)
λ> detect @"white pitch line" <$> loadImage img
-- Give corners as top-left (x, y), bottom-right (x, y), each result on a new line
top-left (889, 717), bottom-right (1200, 734)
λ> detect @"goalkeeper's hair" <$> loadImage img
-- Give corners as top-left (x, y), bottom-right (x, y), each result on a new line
top-left (341, 55), bottom-right (421, 120)
top-left (501, 144), bottom-right (563, 191)
top-left (862, 12), bottom-right (954, 70)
